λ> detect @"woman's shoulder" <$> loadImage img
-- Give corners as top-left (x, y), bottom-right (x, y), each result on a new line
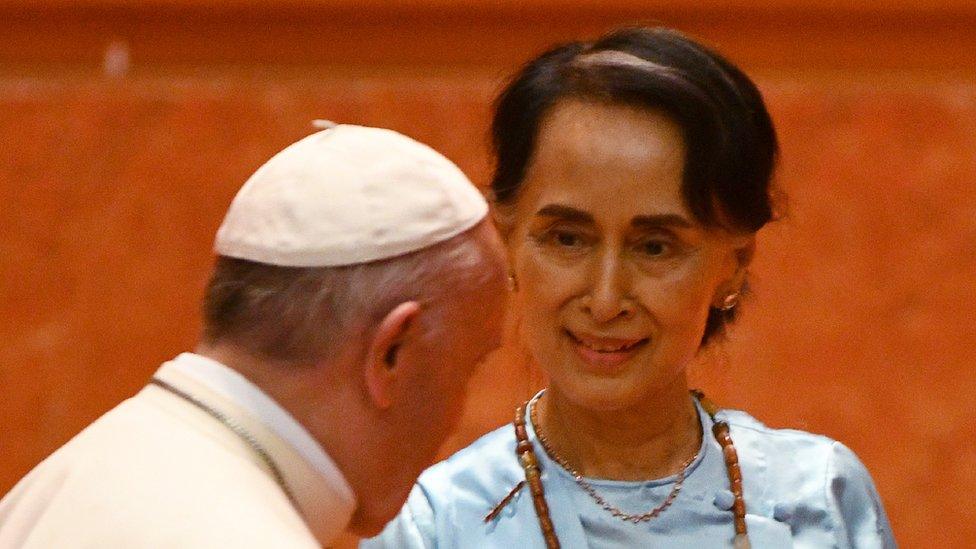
top-left (721, 407), bottom-right (865, 469)
top-left (720, 407), bottom-right (875, 487)
top-left (719, 408), bottom-right (894, 545)
top-left (360, 424), bottom-right (529, 548)
top-left (722, 408), bottom-right (840, 450)
top-left (415, 422), bottom-right (523, 510)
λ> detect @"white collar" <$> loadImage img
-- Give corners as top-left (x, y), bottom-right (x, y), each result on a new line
top-left (160, 352), bottom-right (357, 510)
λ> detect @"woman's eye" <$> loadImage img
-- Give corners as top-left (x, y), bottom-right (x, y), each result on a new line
top-left (554, 231), bottom-right (581, 247)
top-left (637, 240), bottom-right (670, 257)
top-left (530, 228), bottom-right (587, 250)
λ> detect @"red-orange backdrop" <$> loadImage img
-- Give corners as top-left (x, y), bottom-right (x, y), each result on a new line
top-left (2, 2), bottom-right (975, 547)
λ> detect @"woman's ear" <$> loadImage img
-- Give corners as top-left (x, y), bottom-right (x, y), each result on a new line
top-left (490, 204), bottom-right (519, 256)
top-left (489, 203), bottom-right (514, 237)
top-left (712, 235), bottom-right (756, 308)
top-left (363, 301), bottom-right (421, 410)
top-left (489, 202), bottom-right (525, 308)
top-left (733, 235), bottom-right (756, 270)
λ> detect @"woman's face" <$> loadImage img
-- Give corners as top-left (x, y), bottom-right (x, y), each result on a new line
top-left (505, 99), bottom-right (751, 411)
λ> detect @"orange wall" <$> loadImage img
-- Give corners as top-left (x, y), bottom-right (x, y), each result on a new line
top-left (1, 3), bottom-right (975, 546)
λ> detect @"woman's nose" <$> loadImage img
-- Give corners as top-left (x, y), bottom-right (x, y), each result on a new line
top-left (582, 254), bottom-right (634, 323)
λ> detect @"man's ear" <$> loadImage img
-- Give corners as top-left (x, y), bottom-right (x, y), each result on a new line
top-left (363, 301), bottom-right (421, 410)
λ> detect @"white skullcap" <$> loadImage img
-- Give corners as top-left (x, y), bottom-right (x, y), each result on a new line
top-left (214, 124), bottom-right (488, 267)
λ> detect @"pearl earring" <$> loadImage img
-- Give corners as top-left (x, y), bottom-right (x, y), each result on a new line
top-left (720, 292), bottom-right (740, 311)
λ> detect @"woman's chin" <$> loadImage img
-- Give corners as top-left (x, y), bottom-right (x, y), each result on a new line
top-left (549, 373), bottom-right (651, 412)
top-left (546, 355), bottom-right (689, 413)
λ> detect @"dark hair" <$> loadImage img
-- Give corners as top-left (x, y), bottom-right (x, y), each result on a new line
top-left (490, 27), bottom-right (779, 344)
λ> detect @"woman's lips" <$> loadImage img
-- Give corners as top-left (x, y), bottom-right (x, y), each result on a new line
top-left (565, 330), bottom-right (648, 372)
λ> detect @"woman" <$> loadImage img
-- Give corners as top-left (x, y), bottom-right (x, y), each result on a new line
top-left (363, 27), bottom-right (895, 548)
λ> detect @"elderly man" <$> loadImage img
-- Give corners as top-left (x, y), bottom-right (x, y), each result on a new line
top-left (0, 124), bottom-right (508, 547)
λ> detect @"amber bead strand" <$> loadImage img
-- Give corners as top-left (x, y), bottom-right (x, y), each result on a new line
top-left (692, 390), bottom-right (751, 549)
top-left (514, 403), bottom-right (561, 549)
top-left (513, 391), bottom-right (749, 549)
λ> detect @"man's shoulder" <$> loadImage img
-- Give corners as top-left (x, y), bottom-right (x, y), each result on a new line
top-left (0, 393), bottom-right (315, 548)
top-left (24, 391), bottom-right (268, 482)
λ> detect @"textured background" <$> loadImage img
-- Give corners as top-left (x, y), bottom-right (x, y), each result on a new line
top-left (1, 2), bottom-right (974, 546)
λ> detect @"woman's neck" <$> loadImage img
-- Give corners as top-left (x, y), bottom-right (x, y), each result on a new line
top-left (536, 377), bottom-right (701, 481)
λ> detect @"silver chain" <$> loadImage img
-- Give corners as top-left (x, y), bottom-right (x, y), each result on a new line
top-left (528, 392), bottom-right (695, 524)
top-left (149, 378), bottom-right (298, 508)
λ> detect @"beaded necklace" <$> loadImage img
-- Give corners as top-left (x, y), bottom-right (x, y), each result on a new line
top-left (510, 389), bottom-right (751, 549)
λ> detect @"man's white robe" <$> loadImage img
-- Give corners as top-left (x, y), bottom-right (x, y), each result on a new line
top-left (0, 354), bottom-right (356, 548)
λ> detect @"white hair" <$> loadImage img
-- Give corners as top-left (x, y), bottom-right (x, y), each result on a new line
top-left (202, 226), bottom-right (495, 364)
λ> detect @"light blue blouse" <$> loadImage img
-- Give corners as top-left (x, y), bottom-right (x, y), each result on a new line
top-left (363, 399), bottom-right (895, 548)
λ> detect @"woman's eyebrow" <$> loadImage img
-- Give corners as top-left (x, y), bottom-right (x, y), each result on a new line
top-left (535, 204), bottom-right (594, 224)
top-left (631, 214), bottom-right (693, 230)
